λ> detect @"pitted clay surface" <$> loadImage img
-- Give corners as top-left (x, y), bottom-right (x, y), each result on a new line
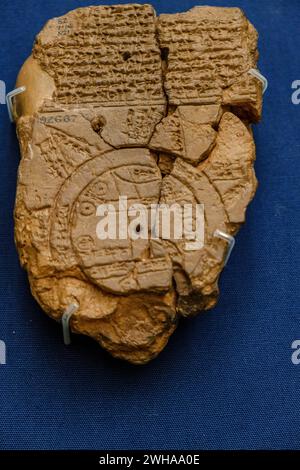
top-left (14, 4), bottom-right (263, 364)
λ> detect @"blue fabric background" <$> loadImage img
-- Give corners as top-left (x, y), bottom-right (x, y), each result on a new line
top-left (0, 0), bottom-right (299, 450)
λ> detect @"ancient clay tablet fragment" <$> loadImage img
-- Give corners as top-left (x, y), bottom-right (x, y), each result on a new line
top-left (13, 4), bottom-right (263, 364)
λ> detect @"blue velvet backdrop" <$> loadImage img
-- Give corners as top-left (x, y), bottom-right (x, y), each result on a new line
top-left (0, 0), bottom-right (300, 450)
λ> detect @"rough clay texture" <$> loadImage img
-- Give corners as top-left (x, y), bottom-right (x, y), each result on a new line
top-left (13, 4), bottom-right (263, 364)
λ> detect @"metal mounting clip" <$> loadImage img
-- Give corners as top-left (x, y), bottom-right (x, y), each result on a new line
top-left (61, 303), bottom-right (79, 346)
top-left (214, 230), bottom-right (236, 266)
top-left (248, 68), bottom-right (268, 94)
top-left (6, 86), bottom-right (26, 122)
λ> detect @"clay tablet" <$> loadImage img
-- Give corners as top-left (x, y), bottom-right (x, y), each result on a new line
top-left (13, 4), bottom-right (263, 364)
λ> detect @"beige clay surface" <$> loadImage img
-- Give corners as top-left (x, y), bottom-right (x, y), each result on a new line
top-left (14, 4), bottom-right (263, 363)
